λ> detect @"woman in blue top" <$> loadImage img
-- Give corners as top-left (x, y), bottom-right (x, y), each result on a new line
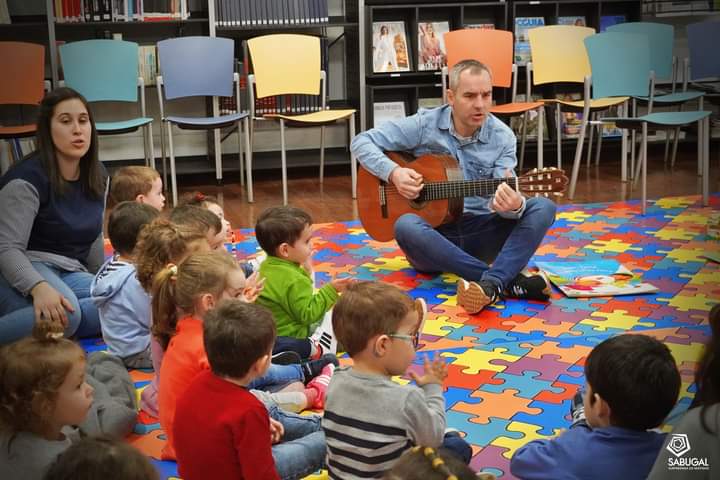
top-left (0, 87), bottom-right (107, 345)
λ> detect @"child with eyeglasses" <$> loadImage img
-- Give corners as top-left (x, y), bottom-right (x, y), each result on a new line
top-left (321, 281), bottom-right (472, 479)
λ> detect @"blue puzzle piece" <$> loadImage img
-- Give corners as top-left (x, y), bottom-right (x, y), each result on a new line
top-left (494, 300), bottom-right (546, 318)
top-left (552, 296), bottom-right (608, 313)
top-left (444, 387), bottom-right (481, 409)
top-left (513, 399), bottom-right (572, 435)
top-left (446, 411), bottom-right (523, 448)
top-left (481, 370), bottom-right (564, 400)
top-left (557, 364), bottom-right (585, 386)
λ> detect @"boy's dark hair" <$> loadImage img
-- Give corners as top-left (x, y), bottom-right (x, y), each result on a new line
top-left (203, 300), bottom-right (276, 379)
top-left (107, 201), bottom-right (160, 256)
top-left (169, 204), bottom-right (221, 236)
top-left (692, 303), bottom-right (720, 433)
top-left (584, 334), bottom-right (680, 430)
top-left (255, 206), bottom-right (312, 256)
top-left (333, 281), bottom-right (414, 357)
top-left (44, 435), bottom-right (159, 480)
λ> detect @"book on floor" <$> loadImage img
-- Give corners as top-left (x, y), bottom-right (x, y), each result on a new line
top-left (536, 260), bottom-right (659, 297)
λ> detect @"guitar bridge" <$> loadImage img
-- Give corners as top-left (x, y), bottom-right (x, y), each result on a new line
top-left (380, 184), bottom-right (389, 219)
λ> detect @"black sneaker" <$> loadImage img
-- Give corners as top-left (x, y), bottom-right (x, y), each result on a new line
top-left (504, 273), bottom-right (551, 301)
top-left (271, 350), bottom-right (302, 366)
top-left (301, 353), bottom-right (340, 382)
top-left (457, 279), bottom-right (502, 314)
top-left (570, 391), bottom-right (587, 428)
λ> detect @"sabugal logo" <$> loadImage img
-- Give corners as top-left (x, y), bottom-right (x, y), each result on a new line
top-left (666, 434), bottom-right (691, 458)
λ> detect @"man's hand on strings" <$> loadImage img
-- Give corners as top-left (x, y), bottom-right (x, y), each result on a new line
top-left (492, 169), bottom-right (523, 213)
top-left (389, 167), bottom-right (424, 200)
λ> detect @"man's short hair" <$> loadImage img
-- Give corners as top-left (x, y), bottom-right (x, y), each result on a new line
top-left (107, 201), bottom-right (160, 256)
top-left (169, 204), bottom-right (222, 236)
top-left (332, 281), bottom-right (414, 357)
top-left (203, 300), bottom-right (277, 379)
top-left (448, 59), bottom-right (492, 91)
top-left (584, 334), bottom-right (680, 430)
top-left (109, 166), bottom-right (160, 206)
top-left (255, 206), bottom-right (312, 257)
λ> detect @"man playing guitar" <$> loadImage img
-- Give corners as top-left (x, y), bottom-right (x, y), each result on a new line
top-left (351, 59), bottom-right (557, 313)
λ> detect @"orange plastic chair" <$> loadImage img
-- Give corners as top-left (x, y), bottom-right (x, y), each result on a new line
top-left (441, 29), bottom-right (546, 170)
top-left (527, 25), bottom-right (628, 194)
top-left (0, 42), bottom-right (46, 162)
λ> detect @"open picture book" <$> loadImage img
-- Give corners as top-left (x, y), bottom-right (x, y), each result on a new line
top-left (536, 260), bottom-right (659, 298)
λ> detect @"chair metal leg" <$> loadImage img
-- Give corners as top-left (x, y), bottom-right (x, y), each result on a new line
top-left (280, 119), bottom-right (288, 206)
top-left (594, 114), bottom-right (604, 166)
top-left (214, 130), bottom-right (222, 187)
top-left (632, 130), bottom-right (645, 189)
top-left (159, 120), bottom-right (168, 191)
top-left (568, 112), bottom-right (589, 200)
top-left (701, 117), bottom-right (709, 206)
top-left (630, 100), bottom-right (637, 180)
top-left (167, 122), bottom-right (178, 206)
top-left (519, 112), bottom-right (528, 171)
top-left (537, 107), bottom-right (544, 170)
top-left (641, 122), bottom-right (648, 215)
top-left (696, 97), bottom-right (704, 176)
top-left (244, 117), bottom-right (253, 203)
top-left (147, 122), bottom-right (156, 171)
top-left (319, 125), bottom-right (325, 183)
top-left (237, 121), bottom-right (244, 187)
top-left (350, 113), bottom-right (357, 199)
top-left (620, 103), bottom-right (628, 183)
top-left (586, 112), bottom-right (595, 167)
top-left (556, 105), bottom-right (562, 169)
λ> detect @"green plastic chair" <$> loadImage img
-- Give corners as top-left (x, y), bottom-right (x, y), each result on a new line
top-left (606, 22), bottom-right (704, 167)
top-left (581, 31), bottom-right (711, 214)
top-left (60, 40), bottom-right (155, 169)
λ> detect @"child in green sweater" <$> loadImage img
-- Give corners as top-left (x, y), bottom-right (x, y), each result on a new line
top-left (256, 206), bottom-right (353, 355)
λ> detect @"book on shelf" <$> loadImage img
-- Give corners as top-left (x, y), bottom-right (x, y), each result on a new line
top-left (0, 0), bottom-right (10, 24)
top-left (599, 15), bottom-right (626, 32)
top-left (418, 97), bottom-right (443, 110)
top-left (555, 92), bottom-right (583, 139)
top-left (509, 94), bottom-right (549, 141)
top-left (514, 17), bottom-right (544, 67)
top-left (52, 0), bottom-right (189, 23)
top-left (372, 21), bottom-right (411, 73)
top-left (138, 45), bottom-right (157, 86)
top-left (464, 23), bottom-right (494, 29)
top-left (373, 101), bottom-right (406, 128)
top-left (536, 260), bottom-right (659, 298)
top-left (215, 0), bottom-right (328, 27)
top-left (417, 21), bottom-right (449, 71)
top-left (557, 16), bottom-right (586, 27)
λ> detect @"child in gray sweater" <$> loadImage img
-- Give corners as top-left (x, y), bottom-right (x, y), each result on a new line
top-left (322, 281), bottom-right (472, 479)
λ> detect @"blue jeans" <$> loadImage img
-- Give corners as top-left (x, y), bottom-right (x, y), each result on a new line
top-left (394, 197), bottom-right (556, 289)
top-left (268, 405), bottom-right (326, 480)
top-left (249, 363), bottom-right (305, 392)
top-left (0, 261), bottom-right (100, 345)
top-left (442, 432), bottom-right (473, 464)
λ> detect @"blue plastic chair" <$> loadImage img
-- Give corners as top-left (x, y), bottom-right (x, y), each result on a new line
top-left (580, 32), bottom-right (711, 214)
top-left (157, 36), bottom-right (250, 205)
top-left (687, 20), bottom-right (720, 81)
top-left (607, 22), bottom-right (704, 167)
top-left (60, 40), bottom-right (155, 168)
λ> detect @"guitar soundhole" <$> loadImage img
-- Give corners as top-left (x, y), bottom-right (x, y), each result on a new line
top-left (409, 198), bottom-right (428, 210)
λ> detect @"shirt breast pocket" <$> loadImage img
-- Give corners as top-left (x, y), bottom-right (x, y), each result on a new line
top-left (462, 152), bottom-right (495, 179)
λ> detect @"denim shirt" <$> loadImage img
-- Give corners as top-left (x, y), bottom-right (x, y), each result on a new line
top-left (351, 105), bottom-right (526, 218)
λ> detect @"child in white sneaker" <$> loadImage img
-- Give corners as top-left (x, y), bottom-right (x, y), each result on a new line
top-left (256, 206), bottom-right (354, 356)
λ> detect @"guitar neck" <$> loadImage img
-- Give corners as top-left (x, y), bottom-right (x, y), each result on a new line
top-left (421, 177), bottom-right (519, 201)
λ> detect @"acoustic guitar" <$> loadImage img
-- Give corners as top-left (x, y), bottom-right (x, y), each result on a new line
top-left (357, 151), bottom-right (568, 242)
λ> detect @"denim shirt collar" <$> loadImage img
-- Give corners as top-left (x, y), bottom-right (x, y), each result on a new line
top-left (439, 105), bottom-right (490, 145)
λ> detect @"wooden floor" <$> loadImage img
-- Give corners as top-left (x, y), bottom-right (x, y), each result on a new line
top-left (177, 143), bottom-right (719, 229)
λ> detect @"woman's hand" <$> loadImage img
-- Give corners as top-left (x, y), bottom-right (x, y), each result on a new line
top-left (31, 281), bottom-right (74, 327)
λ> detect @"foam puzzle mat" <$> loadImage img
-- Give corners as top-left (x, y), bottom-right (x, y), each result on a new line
top-left (92, 194), bottom-right (719, 479)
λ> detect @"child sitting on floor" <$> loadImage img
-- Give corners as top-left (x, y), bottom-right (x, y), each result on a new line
top-left (510, 334), bottom-right (681, 480)
top-left (0, 322), bottom-right (94, 480)
top-left (256, 206), bottom-right (353, 356)
top-left (91, 201), bottom-right (159, 369)
top-left (169, 204), bottom-right (226, 252)
top-left (323, 281), bottom-right (472, 479)
top-left (153, 250), bottom-right (335, 460)
top-left (174, 299), bottom-right (326, 480)
top-left (384, 446), bottom-right (494, 480)
top-left (109, 166), bottom-right (165, 211)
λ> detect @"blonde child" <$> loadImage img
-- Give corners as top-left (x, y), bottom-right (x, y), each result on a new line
top-left (109, 166), bottom-right (165, 211)
top-left (0, 323), bottom-right (94, 480)
top-left (385, 446), bottom-right (493, 480)
top-left (168, 204), bottom-right (225, 252)
top-left (174, 300), bottom-right (326, 480)
top-left (133, 218), bottom-right (211, 417)
top-left (256, 206), bottom-right (354, 356)
top-left (323, 281), bottom-right (471, 479)
top-left (153, 251), bottom-right (335, 460)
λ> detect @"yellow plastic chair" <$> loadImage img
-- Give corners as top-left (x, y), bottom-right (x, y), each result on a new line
top-left (247, 34), bottom-right (357, 205)
top-left (528, 25), bottom-right (629, 199)
top-left (441, 28), bottom-right (546, 171)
